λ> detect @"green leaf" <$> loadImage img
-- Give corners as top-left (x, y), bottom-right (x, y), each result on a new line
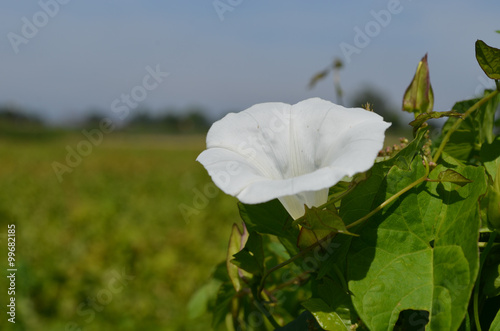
top-left (482, 261), bottom-right (500, 299)
top-left (438, 91), bottom-right (500, 162)
top-left (488, 171), bottom-right (500, 230)
top-left (187, 279), bottom-right (222, 319)
top-left (481, 137), bottom-right (500, 179)
top-left (480, 138), bottom-right (500, 230)
top-left (462, 311), bottom-right (471, 331)
top-left (313, 276), bottom-right (359, 328)
top-left (436, 169), bottom-right (473, 187)
top-left (339, 129), bottom-right (427, 232)
top-left (474, 91), bottom-right (500, 145)
top-left (302, 298), bottom-right (349, 330)
top-left (439, 99), bottom-right (478, 162)
top-left (490, 306), bottom-right (500, 330)
top-left (238, 199), bottom-right (292, 236)
top-left (231, 231), bottom-right (265, 276)
top-left (266, 240), bottom-right (290, 261)
top-left (188, 261), bottom-right (229, 320)
top-left (343, 157), bottom-right (487, 330)
top-left (239, 200), bottom-right (299, 256)
top-left (475, 40), bottom-right (500, 80)
top-left (482, 245), bottom-right (500, 298)
top-left (212, 282), bottom-right (235, 328)
top-left (316, 130), bottom-right (428, 305)
top-left (226, 223), bottom-right (249, 292)
top-left (275, 311), bottom-right (321, 331)
top-left (395, 310), bottom-right (430, 330)
top-left (402, 54), bottom-right (434, 116)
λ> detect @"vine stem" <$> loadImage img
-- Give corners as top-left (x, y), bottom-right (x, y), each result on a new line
top-left (473, 231), bottom-right (497, 331)
top-left (257, 231), bottom-right (337, 299)
top-left (253, 298), bottom-right (281, 329)
top-left (433, 89), bottom-right (499, 163)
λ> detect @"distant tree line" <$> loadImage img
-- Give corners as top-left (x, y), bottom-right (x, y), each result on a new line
top-left (0, 105), bottom-right (213, 134)
top-left (1, 87), bottom-right (412, 137)
top-left (0, 106), bottom-right (42, 126)
top-left (125, 111), bottom-right (210, 134)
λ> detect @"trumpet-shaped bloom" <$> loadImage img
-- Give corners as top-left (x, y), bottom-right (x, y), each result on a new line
top-left (197, 98), bottom-right (390, 219)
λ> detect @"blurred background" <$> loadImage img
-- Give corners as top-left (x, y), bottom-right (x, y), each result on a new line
top-left (0, 1), bottom-right (499, 330)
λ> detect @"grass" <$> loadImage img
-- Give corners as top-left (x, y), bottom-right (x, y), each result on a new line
top-left (0, 132), bottom-right (239, 330)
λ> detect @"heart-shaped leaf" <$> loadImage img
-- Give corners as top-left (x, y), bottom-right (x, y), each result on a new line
top-left (342, 156), bottom-right (487, 330)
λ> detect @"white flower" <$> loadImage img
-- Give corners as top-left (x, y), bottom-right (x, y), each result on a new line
top-left (197, 98), bottom-right (390, 219)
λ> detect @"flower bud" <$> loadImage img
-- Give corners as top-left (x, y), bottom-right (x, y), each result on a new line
top-left (402, 54), bottom-right (434, 116)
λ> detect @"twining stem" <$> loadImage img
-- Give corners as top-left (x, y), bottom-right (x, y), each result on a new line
top-left (332, 263), bottom-right (349, 294)
top-left (257, 232), bottom-right (337, 299)
top-left (473, 231), bottom-right (497, 331)
top-left (270, 271), bottom-right (311, 292)
top-left (433, 89), bottom-right (500, 163)
top-left (253, 297), bottom-right (281, 329)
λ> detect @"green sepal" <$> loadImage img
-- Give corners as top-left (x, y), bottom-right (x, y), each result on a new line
top-left (226, 223), bottom-right (249, 292)
top-left (297, 205), bottom-right (356, 250)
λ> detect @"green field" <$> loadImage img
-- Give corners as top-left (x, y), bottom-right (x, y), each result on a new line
top-left (0, 132), bottom-right (240, 330)
top-left (0, 128), bottom-right (408, 331)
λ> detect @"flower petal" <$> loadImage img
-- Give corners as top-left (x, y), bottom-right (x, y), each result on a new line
top-left (197, 98), bottom-right (391, 218)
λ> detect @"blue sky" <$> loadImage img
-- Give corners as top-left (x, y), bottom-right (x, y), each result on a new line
top-left (1, 1), bottom-right (499, 124)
